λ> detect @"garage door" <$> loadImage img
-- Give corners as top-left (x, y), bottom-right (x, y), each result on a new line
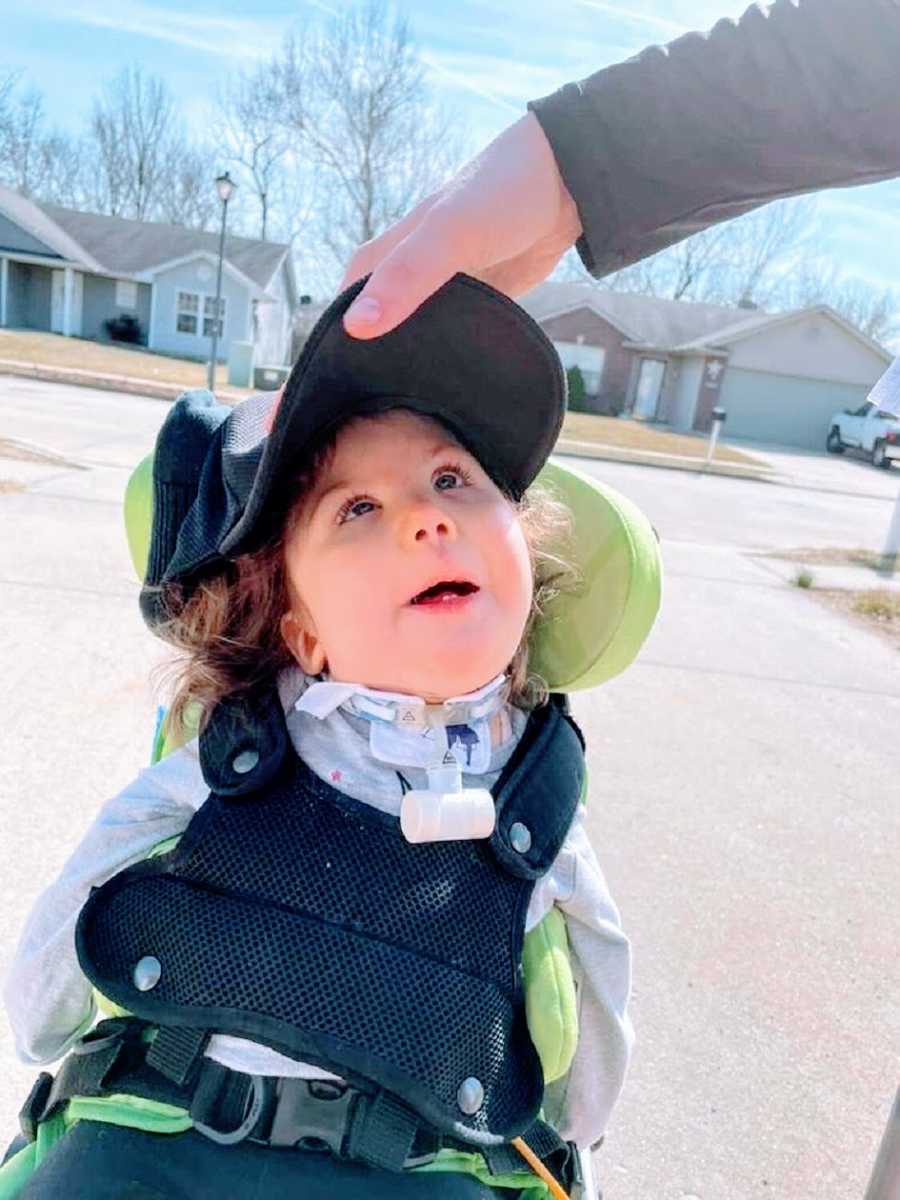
top-left (718, 368), bottom-right (871, 450)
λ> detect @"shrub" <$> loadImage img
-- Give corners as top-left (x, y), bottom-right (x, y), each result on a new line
top-left (794, 569), bottom-right (814, 589)
top-left (565, 365), bottom-right (589, 413)
top-left (104, 313), bottom-right (142, 344)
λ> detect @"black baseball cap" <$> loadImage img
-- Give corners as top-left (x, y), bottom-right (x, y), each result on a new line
top-left (140, 272), bottom-right (566, 627)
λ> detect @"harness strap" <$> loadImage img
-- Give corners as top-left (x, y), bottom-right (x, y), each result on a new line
top-left (345, 1088), bottom-right (421, 1171)
top-left (145, 1025), bottom-right (209, 1086)
top-left (483, 1119), bottom-right (571, 1179)
top-left (21, 1020), bottom-right (573, 1188)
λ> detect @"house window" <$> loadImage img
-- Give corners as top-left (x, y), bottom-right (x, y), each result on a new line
top-left (554, 341), bottom-right (606, 395)
top-left (115, 280), bottom-right (138, 309)
top-left (203, 295), bottom-right (226, 339)
top-left (176, 291), bottom-right (199, 334)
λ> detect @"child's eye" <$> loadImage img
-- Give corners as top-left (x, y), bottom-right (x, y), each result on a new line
top-left (433, 463), bottom-right (473, 491)
top-left (336, 495), bottom-right (377, 524)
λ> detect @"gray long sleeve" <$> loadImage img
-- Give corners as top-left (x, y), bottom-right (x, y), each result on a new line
top-left (528, 0), bottom-right (900, 275)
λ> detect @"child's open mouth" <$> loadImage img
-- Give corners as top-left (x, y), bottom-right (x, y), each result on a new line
top-left (409, 579), bottom-right (480, 607)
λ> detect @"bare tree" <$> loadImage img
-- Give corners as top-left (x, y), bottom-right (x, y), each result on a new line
top-left (0, 73), bottom-right (54, 198)
top-left (88, 67), bottom-right (177, 219)
top-left (773, 261), bottom-right (899, 345)
top-left (596, 197), bottom-right (816, 306)
top-left (213, 64), bottom-right (289, 241)
top-left (157, 140), bottom-right (219, 230)
top-left (39, 133), bottom-right (93, 209)
top-left (271, 3), bottom-right (466, 281)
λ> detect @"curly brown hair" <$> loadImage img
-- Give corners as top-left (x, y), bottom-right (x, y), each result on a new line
top-left (153, 415), bottom-right (576, 738)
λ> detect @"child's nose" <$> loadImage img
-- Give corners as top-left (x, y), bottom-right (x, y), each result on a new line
top-left (399, 500), bottom-right (457, 546)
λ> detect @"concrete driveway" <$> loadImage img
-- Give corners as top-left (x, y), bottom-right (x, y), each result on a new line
top-left (728, 436), bottom-right (900, 500)
top-left (1, 378), bottom-right (898, 1199)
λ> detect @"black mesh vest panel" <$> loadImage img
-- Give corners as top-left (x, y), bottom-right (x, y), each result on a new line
top-left (76, 695), bottom-right (584, 1146)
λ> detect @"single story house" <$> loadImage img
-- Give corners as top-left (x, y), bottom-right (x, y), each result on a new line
top-left (0, 184), bottom-right (299, 365)
top-left (520, 281), bottom-right (893, 451)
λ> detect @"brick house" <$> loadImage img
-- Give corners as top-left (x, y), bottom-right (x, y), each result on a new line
top-left (519, 281), bottom-right (891, 450)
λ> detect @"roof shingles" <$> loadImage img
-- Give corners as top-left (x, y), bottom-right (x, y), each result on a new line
top-left (520, 280), bottom-right (765, 351)
top-left (36, 201), bottom-right (288, 291)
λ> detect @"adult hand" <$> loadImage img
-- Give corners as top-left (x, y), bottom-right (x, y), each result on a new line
top-left (338, 112), bottom-right (582, 340)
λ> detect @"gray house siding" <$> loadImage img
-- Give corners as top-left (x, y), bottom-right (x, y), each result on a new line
top-left (6, 261), bottom-right (51, 329)
top-left (82, 276), bottom-right (152, 344)
top-left (0, 213), bottom-right (61, 259)
top-left (151, 258), bottom-right (251, 361)
top-left (255, 262), bottom-right (291, 364)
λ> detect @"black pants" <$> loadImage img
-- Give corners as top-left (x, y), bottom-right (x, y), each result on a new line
top-left (14, 1122), bottom-right (519, 1200)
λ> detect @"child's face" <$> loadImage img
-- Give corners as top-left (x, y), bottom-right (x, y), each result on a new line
top-left (281, 410), bottom-right (533, 701)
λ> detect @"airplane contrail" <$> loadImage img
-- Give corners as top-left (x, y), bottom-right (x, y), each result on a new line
top-left (577, 0), bottom-right (691, 36)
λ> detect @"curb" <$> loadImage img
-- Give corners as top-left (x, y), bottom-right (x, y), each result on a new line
top-left (0, 358), bottom-right (247, 405)
top-left (554, 437), bottom-right (773, 481)
top-left (554, 439), bottom-right (898, 500)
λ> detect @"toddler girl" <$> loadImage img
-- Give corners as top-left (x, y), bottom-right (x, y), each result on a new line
top-left (3, 275), bottom-right (633, 1200)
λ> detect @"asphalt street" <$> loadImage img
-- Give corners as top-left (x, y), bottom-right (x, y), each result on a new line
top-left (1, 378), bottom-right (898, 1199)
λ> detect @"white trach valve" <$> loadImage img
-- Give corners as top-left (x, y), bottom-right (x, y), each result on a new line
top-left (400, 760), bottom-right (496, 844)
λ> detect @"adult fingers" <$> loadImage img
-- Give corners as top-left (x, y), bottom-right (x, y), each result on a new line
top-left (337, 193), bottom-right (439, 294)
top-left (341, 208), bottom-right (470, 340)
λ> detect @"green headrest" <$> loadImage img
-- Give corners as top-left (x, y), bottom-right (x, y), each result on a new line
top-left (124, 453), bottom-right (661, 693)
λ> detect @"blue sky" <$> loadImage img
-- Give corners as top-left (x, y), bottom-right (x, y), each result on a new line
top-left (3, 0), bottom-right (899, 291)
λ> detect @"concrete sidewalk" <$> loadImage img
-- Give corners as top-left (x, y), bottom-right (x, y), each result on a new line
top-left (2, 382), bottom-right (899, 1198)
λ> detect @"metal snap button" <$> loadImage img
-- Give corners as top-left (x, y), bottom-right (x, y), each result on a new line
top-left (457, 1077), bottom-right (484, 1115)
top-left (232, 749), bottom-right (260, 775)
top-left (509, 821), bottom-right (532, 854)
top-left (133, 956), bottom-right (162, 992)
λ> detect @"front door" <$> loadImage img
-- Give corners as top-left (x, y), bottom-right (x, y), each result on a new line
top-left (633, 358), bottom-right (666, 420)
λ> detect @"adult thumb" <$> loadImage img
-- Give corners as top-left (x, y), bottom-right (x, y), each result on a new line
top-left (342, 223), bottom-right (460, 340)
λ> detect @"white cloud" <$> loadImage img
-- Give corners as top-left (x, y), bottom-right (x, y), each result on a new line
top-left (63, 3), bottom-right (283, 61)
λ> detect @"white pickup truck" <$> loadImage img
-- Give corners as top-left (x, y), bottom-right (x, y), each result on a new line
top-left (826, 399), bottom-right (900, 468)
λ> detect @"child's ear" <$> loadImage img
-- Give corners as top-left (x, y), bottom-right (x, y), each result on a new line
top-left (281, 610), bottom-right (327, 676)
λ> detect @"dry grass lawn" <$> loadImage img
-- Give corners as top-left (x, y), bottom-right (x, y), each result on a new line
top-left (0, 329), bottom-right (245, 393)
top-left (561, 411), bottom-right (761, 465)
top-left (1, 331), bottom-right (762, 466)
top-left (810, 588), bottom-right (900, 651)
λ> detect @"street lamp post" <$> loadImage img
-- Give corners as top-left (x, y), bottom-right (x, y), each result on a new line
top-left (207, 171), bottom-right (237, 392)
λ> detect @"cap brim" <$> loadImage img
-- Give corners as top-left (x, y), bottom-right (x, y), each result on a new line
top-left (222, 273), bottom-right (566, 557)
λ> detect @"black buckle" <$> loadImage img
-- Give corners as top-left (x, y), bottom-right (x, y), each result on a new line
top-left (18, 1073), bottom-right (53, 1143)
top-left (267, 1079), bottom-right (356, 1153)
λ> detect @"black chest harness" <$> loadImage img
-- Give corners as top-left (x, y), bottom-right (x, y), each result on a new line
top-left (29, 692), bottom-right (585, 1177)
